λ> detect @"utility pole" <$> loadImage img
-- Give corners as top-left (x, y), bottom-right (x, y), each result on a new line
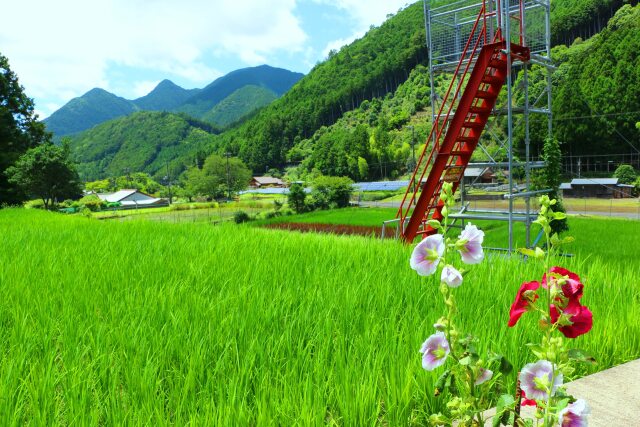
top-left (406, 125), bottom-right (417, 196)
top-left (577, 157), bottom-right (581, 178)
top-left (124, 168), bottom-right (132, 188)
top-left (225, 152), bottom-right (232, 201)
top-left (165, 162), bottom-right (173, 204)
top-left (410, 126), bottom-right (416, 168)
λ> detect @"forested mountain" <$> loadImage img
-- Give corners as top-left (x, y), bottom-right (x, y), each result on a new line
top-left (551, 0), bottom-right (638, 45)
top-left (216, 1), bottom-right (639, 177)
top-left (133, 79), bottom-right (200, 111)
top-left (543, 3), bottom-right (640, 156)
top-left (65, 0), bottom-right (639, 183)
top-left (44, 88), bottom-right (138, 136)
top-left (290, 65), bottom-right (433, 181)
top-left (69, 111), bottom-right (220, 181)
top-left (201, 85), bottom-right (278, 127)
top-left (44, 65), bottom-right (302, 137)
top-left (175, 65), bottom-right (303, 120)
top-left (212, 2), bottom-right (430, 173)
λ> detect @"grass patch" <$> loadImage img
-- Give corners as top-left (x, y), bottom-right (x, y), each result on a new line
top-left (255, 207), bottom-right (397, 227)
top-left (0, 208), bottom-right (638, 424)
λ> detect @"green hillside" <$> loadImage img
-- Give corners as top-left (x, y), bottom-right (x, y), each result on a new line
top-left (133, 79), bottom-right (200, 111)
top-left (65, 1), bottom-right (639, 182)
top-left (551, 0), bottom-right (633, 45)
top-left (45, 66), bottom-right (302, 138)
top-left (514, 3), bottom-right (640, 156)
top-left (175, 65), bottom-right (303, 120)
top-left (69, 111), bottom-right (220, 181)
top-left (212, 2), bottom-right (430, 173)
top-left (212, 0), bottom-right (636, 174)
top-left (202, 85), bottom-right (278, 127)
top-left (43, 88), bottom-right (138, 136)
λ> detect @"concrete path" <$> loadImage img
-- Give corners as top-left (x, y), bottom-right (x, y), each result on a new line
top-left (483, 358), bottom-right (640, 426)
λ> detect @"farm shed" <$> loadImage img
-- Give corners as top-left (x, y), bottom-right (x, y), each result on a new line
top-left (463, 167), bottom-right (496, 185)
top-left (560, 178), bottom-right (633, 199)
top-left (250, 176), bottom-right (285, 188)
top-left (97, 189), bottom-right (169, 208)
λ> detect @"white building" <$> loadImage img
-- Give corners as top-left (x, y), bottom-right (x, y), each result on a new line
top-left (97, 189), bottom-right (168, 208)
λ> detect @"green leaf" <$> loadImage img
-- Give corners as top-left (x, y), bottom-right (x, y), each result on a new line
top-left (426, 220), bottom-right (442, 230)
top-left (556, 398), bottom-right (570, 413)
top-left (568, 348), bottom-right (597, 365)
top-left (493, 394), bottom-right (515, 427)
top-left (458, 356), bottom-right (471, 366)
top-left (499, 356), bottom-right (513, 375)
top-left (553, 211), bottom-right (567, 221)
top-left (446, 372), bottom-right (458, 395)
top-left (526, 343), bottom-right (546, 359)
top-left (517, 248), bottom-right (537, 257)
top-left (434, 369), bottom-right (451, 397)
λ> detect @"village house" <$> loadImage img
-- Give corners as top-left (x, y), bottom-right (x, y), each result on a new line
top-left (97, 189), bottom-right (169, 208)
top-left (559, 178), bottom-right (634, 198)
top-left (249, 176), bottom-right (285, 188)
top-left (463, 167), bottom-right (496, 185)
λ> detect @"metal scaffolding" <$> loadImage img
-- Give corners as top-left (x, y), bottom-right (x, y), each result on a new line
top-left (424, 0), bottom-right (553, 251)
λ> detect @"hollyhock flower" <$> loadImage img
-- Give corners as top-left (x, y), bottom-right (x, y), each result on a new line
top-left (410, 234), bottom-right (444, 276)
top-left (441, 265), bottom-right (463, 288)
top-left (518, 360), bottom-right (563, 401)
top-left (550, 300), bottom-right (593, 338)
top-left (508, 280), bottom-right (540, 327)
top-left (543, 267), bottom-right (584, 303)
top-left (457, 223), bottom-right (484, 264)
top-left (419, 332), bottom-right (450, 371)
top-left (474, 368), bottom-right (493, 385)
top-left (520, 390), bottom-right (537, 407)
top-left (558, 399), bottom-right (590, 427)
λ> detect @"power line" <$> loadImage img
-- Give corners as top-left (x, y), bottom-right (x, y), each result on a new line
top-left (553, 110), bottom-right (640, 121)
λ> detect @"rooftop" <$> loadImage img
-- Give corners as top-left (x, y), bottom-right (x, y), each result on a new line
top-left (97, 189), bottom-right (138, 203)
top-left (252, 176), bottom-right (284, 185)
top-left (570, 178), bottom-right (619, 185)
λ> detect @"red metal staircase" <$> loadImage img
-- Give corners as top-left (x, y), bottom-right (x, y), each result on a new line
top-left (396, 5), bottom-right (530, 243)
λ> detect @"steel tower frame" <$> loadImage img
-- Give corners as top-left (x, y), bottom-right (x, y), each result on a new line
top-left (415, 0), bottom-right (553, 251)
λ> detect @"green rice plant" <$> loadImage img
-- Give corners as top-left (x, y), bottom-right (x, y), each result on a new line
top-left (0, 208), bottom-right (637, 424)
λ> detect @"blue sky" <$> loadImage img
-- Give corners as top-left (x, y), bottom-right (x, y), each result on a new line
top-left (0, 0), bottom-right (411, 118)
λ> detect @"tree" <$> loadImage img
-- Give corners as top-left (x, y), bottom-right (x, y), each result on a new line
top-left (541, 137), bottom-right (568, 234)
top-left (613, 164), bottom-right (637, 185)
top-left (310, 175), bottom-right (354, 209)
top-left (0, 52), bottom-right (51, 205)
top-left (182, 154), bottom-right (251, 200)
top-left (85, 172), bottom-right (164, 194)
top-left (287, 183), bottom-right (307, 213)
top-left (6, 141), bottom-right (82, 209)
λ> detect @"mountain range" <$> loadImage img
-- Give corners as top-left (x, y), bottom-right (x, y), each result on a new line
top-left (62, 0), bottom-right (640, 183)
top-left (43, 65), bottom-right (304, 136)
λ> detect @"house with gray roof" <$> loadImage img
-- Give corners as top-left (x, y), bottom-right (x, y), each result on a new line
top-left (97, 189), bottom-right (169, 208)
top-left (559, 178), bottom-right (633, 198)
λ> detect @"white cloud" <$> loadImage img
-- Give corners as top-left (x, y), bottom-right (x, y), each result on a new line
top-left (1, 0), bottom-right (307, 117)
top-left (313, 0), bottom-right (409, 29)
top-left (315, 0), bottom-right (410, 60)
top-left (131, 81), bottom-right (161, 98)
top-left (322, 35), bottom-right (362, 59)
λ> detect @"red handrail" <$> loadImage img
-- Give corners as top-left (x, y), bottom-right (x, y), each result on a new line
top-left (396, 3), bottom-right (488, 225)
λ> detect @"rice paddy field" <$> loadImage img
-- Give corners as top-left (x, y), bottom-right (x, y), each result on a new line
top-left (0, 208), bottom-right (638, 425)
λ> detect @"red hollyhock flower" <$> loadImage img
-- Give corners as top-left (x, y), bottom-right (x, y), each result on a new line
top-left (520, 390), bottom-right (537, 407)
top-left (508, 280), bottom-right (540, 327)
top-left (543, 267), bottom-right (584, 302)
top-left (550, 300), bottom-right (593, 338)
